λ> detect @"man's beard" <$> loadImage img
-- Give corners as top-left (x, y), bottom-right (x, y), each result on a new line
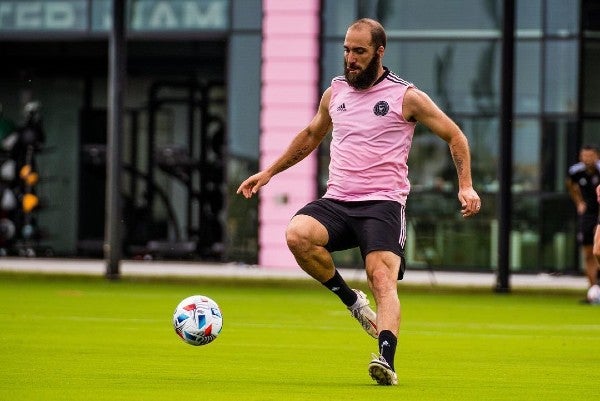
top-left (344, 53), bottom-right (380, 90)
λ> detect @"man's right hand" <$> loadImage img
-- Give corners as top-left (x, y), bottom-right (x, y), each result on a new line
top-left (236, 171), bottom-right (271, 199)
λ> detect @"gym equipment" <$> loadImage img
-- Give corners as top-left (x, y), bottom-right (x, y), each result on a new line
top-left (0, 217), bottom-right (15, 239)
top-left (143, 80), bottom-right (226, 259)
top-left (22, 193), bottom-right (39, 213)
top-left (1, 159), bottom-right (15, 181)
top-left (76, 80), bottom-right (226, 260)
top-left (20, 165), bottom-right (39, 186)
top-left (0, 101), bottom-right (46, 256)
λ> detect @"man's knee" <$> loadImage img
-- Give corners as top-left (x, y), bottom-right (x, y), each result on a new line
top-left (366, 251), bottom-right (401, 286)
top-left (285, 215), bottom-right (326, 254)
top-left (285, 223), bottom-right (305, 253)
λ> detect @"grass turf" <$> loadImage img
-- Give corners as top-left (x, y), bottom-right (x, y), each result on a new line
top-left (0, 272), bottom-right (598, 400)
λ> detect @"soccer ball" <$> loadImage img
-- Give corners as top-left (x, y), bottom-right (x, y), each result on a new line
top-left (173, 295), bottom-right (223, 346)
top-left (587, 285), bottom-right (600, 305)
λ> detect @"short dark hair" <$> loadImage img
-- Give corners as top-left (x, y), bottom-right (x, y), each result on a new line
top-left (581, 144), bottom-right (599, 154)
top-left (350, 18), bottom-right (386, 50)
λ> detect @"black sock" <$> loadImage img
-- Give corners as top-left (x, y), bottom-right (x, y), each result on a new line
top-left (379, 330), bottom-right (397, 371)
top-left (322, 270), bottom-right (358, 307)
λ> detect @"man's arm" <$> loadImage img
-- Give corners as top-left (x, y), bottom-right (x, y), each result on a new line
top-left (566, 177), bottom-right (586, 215)
top-left (237, 87), bottom-right (333, 199)
top-left (403, 87), bottom-right (481, 217)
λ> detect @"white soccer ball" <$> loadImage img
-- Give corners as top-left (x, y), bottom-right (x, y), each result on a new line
top-left (587, 285), bottom-right (600, 305)
top-left (173, 295), bottom-right (223, 346)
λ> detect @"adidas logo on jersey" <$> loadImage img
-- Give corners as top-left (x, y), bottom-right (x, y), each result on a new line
top-left (336, 103), bottom-right (346, 111)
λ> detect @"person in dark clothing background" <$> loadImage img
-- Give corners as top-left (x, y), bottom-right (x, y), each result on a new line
top-left (566, 145), bottom-right (600, 299)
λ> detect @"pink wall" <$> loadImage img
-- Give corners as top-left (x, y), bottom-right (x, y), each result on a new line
top-left (259, 0), bottom-right (321, 268)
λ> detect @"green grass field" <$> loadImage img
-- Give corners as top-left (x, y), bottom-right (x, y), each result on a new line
top-left (0, 272), bottom-right (598, 401)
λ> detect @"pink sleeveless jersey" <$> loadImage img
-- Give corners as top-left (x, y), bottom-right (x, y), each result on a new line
top-left (324, 68), bottom-right (416, 205)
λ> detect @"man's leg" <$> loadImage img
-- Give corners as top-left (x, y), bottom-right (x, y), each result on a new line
top-left (286, 214), bottom-right (336, 282)
top-left (286, 214), bottom-right (377, 337)
top-left (365, 250), bottom-right (400, 385)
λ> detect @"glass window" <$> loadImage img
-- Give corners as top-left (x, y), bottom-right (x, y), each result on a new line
top-left (544, 40), bottom-right (578, 113)
top-left (516, 0), bottom-right (541, 33)
top-left (583, 42), bottom-right (600, 114)
top-left (321, 40), bottom-right (344, 89)
top-left (324, 0), bottom-right (503, 36)
top-left (546, 0), bottom-right (579, 37)
top-left (408, 117), bottom-right (498, 193)
top-left (510, 119), bottom-right (544, 272)
top-left (456, 118), bottom-right (499, 192)
top-left (384, 41), bottom-right (500, 114)
top-left (515, 41), bottom-right (541, 113)
top-left (406, 117), bottom-right (497, 271)
top-left (583, 0), bottom-right (600, 32)
top-left (511, 194), bottom-right (540, 270)
top-left (541, 119), bottom-right (576, 192)
top-left (408, 124), bottom-right (460, 192)
top-left (406, 190), bottom-right (493, 270)
top-left (513, 118), bottom-right (540, 191)
top-left (582, 120), bottom-right (600, 145)
top-left (357, 0), bottom-right (502, 31)
top-left (322, 0), bottom-right (357, 36)
top-left (539, 190), bottom-right (574, 272)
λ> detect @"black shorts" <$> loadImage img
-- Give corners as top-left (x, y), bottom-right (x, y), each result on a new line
top-left (577, 214), bottom-right (597, 246)
top-left (294, 198), bottom-right (406, 280)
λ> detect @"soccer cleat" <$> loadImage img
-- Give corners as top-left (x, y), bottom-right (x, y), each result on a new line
top-left (348, 289), bottom-right (377, 338)
top-left (368, 354), bottom-right (398, 385)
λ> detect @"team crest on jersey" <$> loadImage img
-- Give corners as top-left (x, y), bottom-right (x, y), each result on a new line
top-left (373, 101), bottom-right (389, 116)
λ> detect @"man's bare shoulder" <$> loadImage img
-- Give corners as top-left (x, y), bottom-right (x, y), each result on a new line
top-left (402, 86), bottom-right (433, 121)
top-left (320, 86), bottom-right (333, 108)
top-left (404, 86), bottom-right (429, 104)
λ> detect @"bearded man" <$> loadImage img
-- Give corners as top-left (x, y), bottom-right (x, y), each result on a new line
top-left (237, 18), bottom-right (481, 386)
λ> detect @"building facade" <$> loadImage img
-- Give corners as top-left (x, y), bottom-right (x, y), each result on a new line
top-left (0, 0), bottom-right (597, 276)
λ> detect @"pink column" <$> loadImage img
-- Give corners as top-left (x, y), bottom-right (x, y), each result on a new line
top-left (259, 0), bottom-right (321, 268)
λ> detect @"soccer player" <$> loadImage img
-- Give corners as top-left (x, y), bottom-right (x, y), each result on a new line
top-left (566, 145), bottom-right (600, 299)
top-left (237, 18), bottom-right (481, 385)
